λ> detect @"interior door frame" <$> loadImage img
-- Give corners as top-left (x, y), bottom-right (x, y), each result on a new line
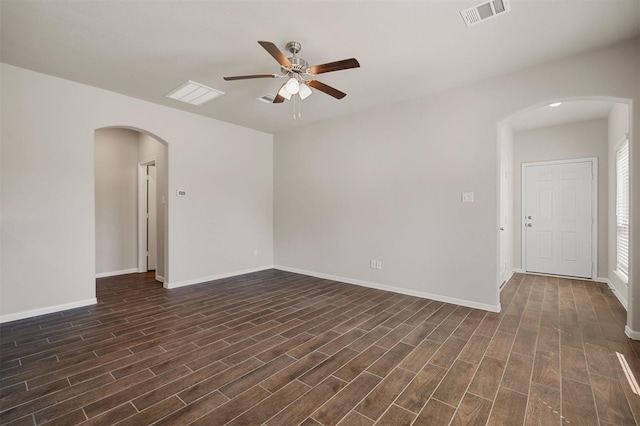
top-left (521, 157), bottom-right (598, 279)
top-left (138, 159), bottom-right (156, 273)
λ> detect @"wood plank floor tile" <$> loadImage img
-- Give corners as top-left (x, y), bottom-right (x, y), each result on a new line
top-left (395, 363), bottom-right (448, 413)
top-left (375, 404), bottom-right (416, 425)
top-left (524, 383), bottom-right (561, 426)
top-left (450, 393), bottom-right (492, 426)
top-left (267, 376), bottom-right (347, 426)
top-left (487, 386), bottom-right (528, 426)
top-left (333, 345), bottom-right (387, 382)
top-left (561, 345), bottom-right (590, 384)
top-left (501, 352), bottom-right (533, 395)
top-left (1, 270), bottom-right (637, 426)
top-left (335, 411), bottom-right (374, 426)
top-left (226, 380), bottom-right (310, 426)
top-left (355, 367), bottom-right (415, 421)
top-left (561, 378), bottom-right (599, 426)
top-left (432, 359), bottom-right (477, 407)
top-left (458, 334), bottom-right (492, 365)
top-left (467, 356), bottom-right (506, 400)
top-left (312, 372), bottom-right (381, 426)
top-left (590, 373), bottom-right (636, 425)
top-left (152, 391), bottom-right (229, 425)
top-left (412, 398), bottom-right (456, 426)
top-left (532, 349), bottom-right (560, 390)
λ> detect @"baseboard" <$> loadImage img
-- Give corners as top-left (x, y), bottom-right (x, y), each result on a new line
top-left (499, 270), bottom-right (515, 292)
top-left (164, 265), bottom-right (275, 289)
top-left (513, 268), bottom-right (525, 274)
top-left (625, 326), bottom-right (640, 341)
top-left (594, 277), bottom-right (629, 310)
top-left (155, 274), bottom-right (165, 283)
top-left (0, 298), bottom-right (98, 324)
top-left (95, 268), bottom-right (138, 278)
top-left (274, 265), bottom-right (501, 313)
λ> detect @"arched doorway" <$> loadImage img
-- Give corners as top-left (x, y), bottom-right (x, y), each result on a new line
top-left (497, 97), bottom-right (634, 336)
top-left (94, 127), bottom-right (169, 285)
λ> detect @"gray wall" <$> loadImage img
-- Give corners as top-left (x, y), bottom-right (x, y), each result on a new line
top-left (94, 128), bottom-right (139, 275)
top-left (1, 63), bottom-right (274, 321)
top-left (274, 38), bottom-right (640, 320)
top-left (512, 118), bottom-right (609, 276)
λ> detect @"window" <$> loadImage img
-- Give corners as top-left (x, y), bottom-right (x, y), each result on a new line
top-left (616, 139), bottom-right (629, 281)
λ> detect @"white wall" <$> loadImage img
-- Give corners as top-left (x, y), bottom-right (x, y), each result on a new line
top-left (94, 128), bottom-right (139, 275)
top-left (608, 103), bottom-right (630, 307)
top-left (0, 63), bottom-right (273, 321)
top-left (138, 132), bottom-right (168, 281)
top-left (499, 124), bottom-right (515, 285)
top-left (274, 38), bottom-right (640, 324)
top-left (512, 118), bottom-right (609, 276)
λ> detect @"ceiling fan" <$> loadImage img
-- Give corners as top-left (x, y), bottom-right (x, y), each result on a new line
top-left (223, 41), bottom-right (360, 108)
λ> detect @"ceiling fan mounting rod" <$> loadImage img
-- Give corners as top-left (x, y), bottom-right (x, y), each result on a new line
top-left (286, 41), bottom-right (302, 55)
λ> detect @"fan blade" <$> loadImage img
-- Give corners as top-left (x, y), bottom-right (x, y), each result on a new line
top-left (307, 58), bottom-right (360, 75)
top-left (258, 41), bottom-right (292, 68)
top-left (223, 74), bottom-right (278, 81)
top-left (273, 82), bottom-right (287, 103)
top-left (307, 80), bottom-right (347, 99)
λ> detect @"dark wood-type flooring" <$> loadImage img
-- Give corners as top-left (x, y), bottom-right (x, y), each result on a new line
top-left (1, 270), bottom-right (639, 425)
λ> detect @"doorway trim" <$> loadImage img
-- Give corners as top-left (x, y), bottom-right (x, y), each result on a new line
top-left (138, 159), bottom-right (156, 274)
top-left (521, 156), bottom-right (598, 279)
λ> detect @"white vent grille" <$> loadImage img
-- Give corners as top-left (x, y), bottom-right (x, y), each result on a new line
top-left (460, 0), bottom-right (511, 27)
top-left (256, 94), bottom-right (276, 104)
top-left (165, 80), bottom-right (224, 106)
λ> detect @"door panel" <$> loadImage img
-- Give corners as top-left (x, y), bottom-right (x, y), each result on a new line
top-left (524, 161), bottom-right (593, 278)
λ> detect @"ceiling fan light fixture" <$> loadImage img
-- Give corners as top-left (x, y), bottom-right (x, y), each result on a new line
top-left (285, 77), bottom-right (300, 94)
top-left (278, 84), bottom-right (292, 100)
top-left (298, 83), bottom-right (312, 100)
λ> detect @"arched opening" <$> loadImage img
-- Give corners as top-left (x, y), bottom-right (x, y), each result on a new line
top-left (497, 96), bottom-right (634, 336)
top-left (94, 126), bottom-right (169, 288)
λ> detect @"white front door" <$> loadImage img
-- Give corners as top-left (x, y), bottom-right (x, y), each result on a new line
top-left (523, 160), bottom-right (594, 278)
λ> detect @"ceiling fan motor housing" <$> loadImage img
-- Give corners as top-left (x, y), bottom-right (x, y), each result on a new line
top-left (288, 57), bottom-right (309, 74)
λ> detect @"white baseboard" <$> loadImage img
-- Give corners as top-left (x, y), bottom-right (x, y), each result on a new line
top-left (95, 268), bottom-right (138, 278)
top-left (0, 298), bottom-right (97, 324)
top-left (595, 276), bottom-right (628, 310)
top-left (155, 274), bottom-right (165, 283)
top-left (274, 265), bottom-right (501, 313)
top-left (625, 326), bottom-right (640, 341)
top-left (164, 265), bottom-right (275, 289)
top-left (513, 268), bottom-right (525, 274)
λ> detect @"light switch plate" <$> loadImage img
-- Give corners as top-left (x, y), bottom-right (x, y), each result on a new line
top-left (462, 192), bottom-right (474, 203)
top-left (177, 190), bottom-right (187, 197)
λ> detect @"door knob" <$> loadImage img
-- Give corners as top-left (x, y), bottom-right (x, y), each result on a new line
top-left (527, 216), bottom-right (532, 219)
top-left (526, 223), bottom-right (532, 227)
top-left (500, 227), bottom-right (505, 231)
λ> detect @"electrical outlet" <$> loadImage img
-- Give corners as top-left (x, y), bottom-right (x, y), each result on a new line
top-left (376, 260), bottom-right (382, 270)
top-left (370, 259), bottom-right (376, 269)
top-left (462, 192), bottom-right (474, 203)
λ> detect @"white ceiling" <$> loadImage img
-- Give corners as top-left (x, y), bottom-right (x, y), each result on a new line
top-left (1, 1), bottom-right (638, 134)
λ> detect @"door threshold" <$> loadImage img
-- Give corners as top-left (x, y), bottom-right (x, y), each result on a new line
top-left (523, 271), bottom-right (594, 281)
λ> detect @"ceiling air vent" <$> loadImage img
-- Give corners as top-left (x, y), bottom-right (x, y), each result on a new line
top-left (256, 94), bottom-right (276, 104)
top-left (165, 80), bottom-right (224, 106)
top-left (460, 0), bottom-right (511, 27)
